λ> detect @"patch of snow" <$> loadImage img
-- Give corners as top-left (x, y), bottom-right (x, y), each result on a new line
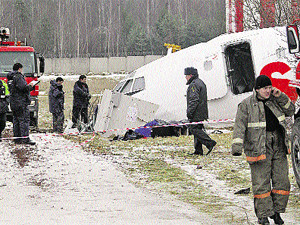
top-left (39, 74), bottom-right (126, 82)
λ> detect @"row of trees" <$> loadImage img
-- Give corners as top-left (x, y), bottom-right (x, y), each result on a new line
top-left (0, 0), bottom-right (225, 57)
top-left (1, 0), bottom-right (298, 58)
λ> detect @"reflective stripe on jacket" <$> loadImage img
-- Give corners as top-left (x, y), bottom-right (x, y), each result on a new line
top-left (0, 80), bottom-right (9, 114)
top-left (232, 91), bottom-right (295, 163)
top-left (1, 80), bottom-right (9, 96)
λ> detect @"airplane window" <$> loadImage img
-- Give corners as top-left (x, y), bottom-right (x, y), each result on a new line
top-left (287, 26), bottom-right (300, 54)
top-left (287, 30), bottom-right (297, 50)
top-left (127, 71), bottom-right (136, 78)
top-left (204, 60), bottom-right (212, 71)
top-left (113, 80), bottom-right (125, 92)
top-left (132, 77), bottom-right (145, 93)
top-left (120, 79), bottom-right (133, 93)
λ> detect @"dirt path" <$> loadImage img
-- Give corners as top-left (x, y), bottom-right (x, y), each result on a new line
top-left (0, 133), bottom-right (227, 225)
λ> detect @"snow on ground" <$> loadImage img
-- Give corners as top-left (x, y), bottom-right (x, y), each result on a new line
top-left (39, 73), bottom-right (127, 82)
top-left (0, 132), bottom-right (227, 225)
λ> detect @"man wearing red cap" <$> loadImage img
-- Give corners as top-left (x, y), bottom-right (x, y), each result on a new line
top-left (232, 75), bottom-right (295, 225)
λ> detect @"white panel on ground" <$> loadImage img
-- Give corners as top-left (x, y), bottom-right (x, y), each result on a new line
top-left (94, 90), bottom-right (159, 136)
top-left (93, 89), bottom-right (113, 133)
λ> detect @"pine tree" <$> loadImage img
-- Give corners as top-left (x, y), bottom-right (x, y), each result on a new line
top-left (126, 24), bottom-right (150, 55)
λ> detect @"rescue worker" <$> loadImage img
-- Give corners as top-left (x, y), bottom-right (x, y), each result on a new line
top-left (71, 75), bottom-right (91, 128)
top-left (0, 79), bottom-right (9, 141)
top-left (49, 77), bottom-right (65, 133)
top-left (7, 63), bottom-right (35, 145)
top-left (232, 75), bottom-right (295, 225)
top-left (185, 67), bottom-right (216, 155)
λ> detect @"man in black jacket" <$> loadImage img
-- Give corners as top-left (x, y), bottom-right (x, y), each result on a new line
top-left (185, 67), bottom-right (216, 155)
top-left (49, 77), bottom-right (64, 133)
top-left (7, 63), bottom-right (35, 145)
top-left (72, 75), bottom-right (91, 128)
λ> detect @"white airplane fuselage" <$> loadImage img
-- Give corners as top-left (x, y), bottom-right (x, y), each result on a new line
top-left (113, 26), bottom-right (299, 122)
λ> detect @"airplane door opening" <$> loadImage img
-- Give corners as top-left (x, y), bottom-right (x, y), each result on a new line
top-left (225, 42), bottom-right (255, 95)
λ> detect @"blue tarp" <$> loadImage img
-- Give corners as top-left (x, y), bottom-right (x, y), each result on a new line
top-left (135, 120), bottom-right (159, 137)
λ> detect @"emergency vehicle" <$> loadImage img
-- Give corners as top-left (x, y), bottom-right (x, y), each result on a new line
top-left (0, 27), bottom-right (44, 128)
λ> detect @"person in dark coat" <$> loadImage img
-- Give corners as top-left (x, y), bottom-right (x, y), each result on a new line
top-left (7, 63), bottom-right (35, 145)
top-left (185, 67), bottom-right (216, 155)
top-left (49, 77), bottom-right (65, 133)
top-left (72, 75), bottom-right (91, 128)
top-left (0, 79), bottom-right (9, 141)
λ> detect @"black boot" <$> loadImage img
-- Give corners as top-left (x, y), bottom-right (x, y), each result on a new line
top-left (22, 138), bottom-right (36, 145)
top-left (258, 217), bottom-right (270, 225)
top-left (13, 138), bottom-right (22, 144)
top-left (270, 213), bottom-right (284, 225)
top-left (206, 140), bottom-right (217, 155)
top-left (193, 140), bottom-right (203, 155)
top-left (189, 151), bottom-right (203, 155)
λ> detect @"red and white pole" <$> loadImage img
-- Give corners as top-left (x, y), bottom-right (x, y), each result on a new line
top-left (292, 0), bottom-right (300, 23)
top-left (228, 0), bottom-right (233, 33)
top-left (235, 0), bottom-right (244, 32)
top-left (260, 0), bottom-right (275, 28)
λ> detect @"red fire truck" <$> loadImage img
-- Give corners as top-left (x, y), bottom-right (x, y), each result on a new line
top-left (0, 27), bottom-right (44, 128)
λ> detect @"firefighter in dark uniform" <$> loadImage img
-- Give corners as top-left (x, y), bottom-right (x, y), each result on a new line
top-left (232, 75), bottom-right (295, 225)
top-left (185, 67), bottom-right (216, 155)
top-left (7, 63), bottom-right (35, 145)
top-left (72, 75), bottom-right (91, 128)
top-left (0, 79), bottom-right (9, 141)
top-left (49, 77), bottom-right (65, 133)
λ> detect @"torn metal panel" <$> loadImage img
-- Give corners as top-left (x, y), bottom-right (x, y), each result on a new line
top-left (94, 89), bottom-right (159, 136)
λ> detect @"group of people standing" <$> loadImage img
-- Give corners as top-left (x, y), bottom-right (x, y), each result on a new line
top-left (0, 63), bottom-right (91, 145)
top-left (49, 74), bottom-right (91, 133)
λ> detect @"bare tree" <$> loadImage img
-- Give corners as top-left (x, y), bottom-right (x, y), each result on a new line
top-left (243, 0), bottom-right (295, 30)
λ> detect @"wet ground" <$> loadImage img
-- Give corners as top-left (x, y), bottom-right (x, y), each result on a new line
top-left (0, 132), bottom-right (227, 225)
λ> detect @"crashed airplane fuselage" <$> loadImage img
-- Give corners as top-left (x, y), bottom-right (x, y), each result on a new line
top-left (96, 26), bottom-right (300, 133)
